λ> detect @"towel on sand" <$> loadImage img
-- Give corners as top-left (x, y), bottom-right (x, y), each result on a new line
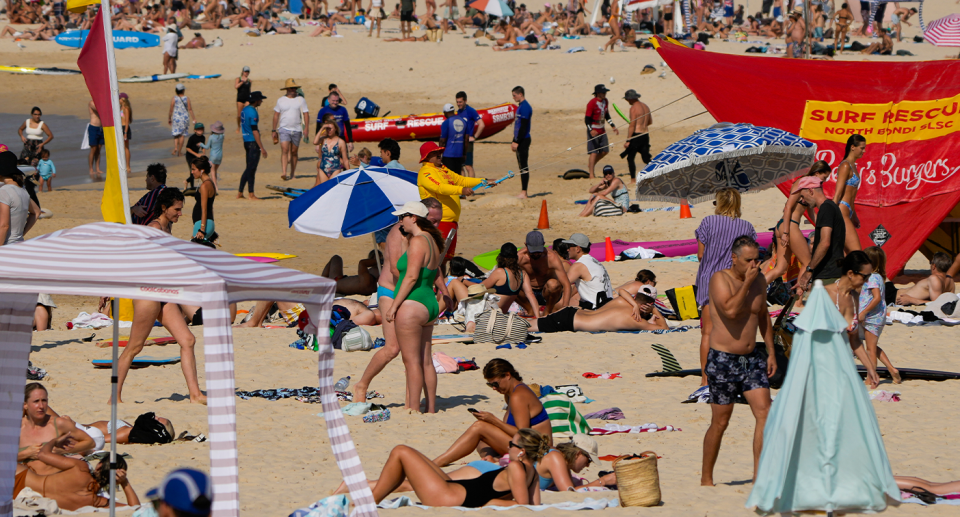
top-left (378, 496), bottom-right (619, 510)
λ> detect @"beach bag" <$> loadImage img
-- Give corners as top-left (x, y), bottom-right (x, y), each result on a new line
top-left (664, 286), bottom-right (699, 320)
top-left (342, 326), bottom-right (373, 352)
top-left (128, 412), bottom-right (173, 444)
top-left (540, 394), bottom-right (592, 439)
top-left (593, 200), bottom-right (623, 217)
top-left (473, 309), bottom-right (529, 344)
top-left (426, 28), bottom-right (443, 42)
top-left (613, 452), bottom-right (661, 507)
top-left (766, 278), bottom-right (792, 306)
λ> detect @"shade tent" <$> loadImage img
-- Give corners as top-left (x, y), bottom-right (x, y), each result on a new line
top-left (0, 223), bottom-right (379, 517)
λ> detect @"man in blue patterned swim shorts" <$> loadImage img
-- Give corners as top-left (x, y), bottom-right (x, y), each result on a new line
top-left (701, 235), bottom-right (777, 487)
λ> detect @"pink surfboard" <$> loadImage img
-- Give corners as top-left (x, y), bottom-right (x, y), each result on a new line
top-left (586, 230), bottom-right (812, 261)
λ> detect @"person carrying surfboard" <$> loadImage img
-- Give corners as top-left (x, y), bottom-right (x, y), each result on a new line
top-left (619, 89), bottom-right (651, 181)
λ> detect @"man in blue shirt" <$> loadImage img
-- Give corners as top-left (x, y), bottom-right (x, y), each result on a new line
top-left (512, 85), bottom-right (532, 199)
top-left (240, 91), bottom-right (268, 200)
top-left (439, 103), bottom-right (468, 174)
top-left (455, 91), bottom-right (484, 178)
top-left (316, 91), bottom-right (354, 153)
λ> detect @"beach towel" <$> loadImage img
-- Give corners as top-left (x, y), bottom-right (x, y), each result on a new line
top-left (566, 46), bottom-right (586, 53)
top-left (289, 494), bottom-right (351, 517)
top-left (900, 492), bottom-right (960, 506)
top-left (540, 394), bottom-right (592, 439)
top-left (583, 407), bottom-right (625, 420)
top-left (584, 325), bottom-right (699, 334)
top-left (377, 496), bottom-right (618, 511)
top-left (619, 246), bottom-right (661, 260)
top-left (589, 423), bottom-right (680, 435)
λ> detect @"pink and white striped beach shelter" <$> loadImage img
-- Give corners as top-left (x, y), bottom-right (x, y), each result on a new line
top-left (0, 223), bottom-right (379, 517)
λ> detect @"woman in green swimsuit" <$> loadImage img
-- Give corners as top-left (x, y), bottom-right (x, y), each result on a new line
top-left (385, 202), bottom-right (445, 413)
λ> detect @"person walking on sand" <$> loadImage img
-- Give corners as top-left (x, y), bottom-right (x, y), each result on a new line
top-left (161, 25), bottom-right (180, 74)
top-left (272, 79), bottom-right (309, 181)
top-left (620, 89), bottom-right (651, 181)
top-left (168, 83), bottom-right (196, 158)
top-left (794, 176), bottom-right (846, 293)
top-left (585, 84), bottom-right (618, 178)
top-left (701, 235), bottom-right (776, 487)
top-left (368, 0), bottom-right (385, 36)
top-left (512, 86), bottom-right (532, 198)
top-left (833, 134), bottom-right (865, 253)
top-left (239, 91), bottom-right (268, 200)
top-left (235, 66), bottom-right (252, 133)
top-left (17, 106), bottom-right (53, 165)
top-left (87, 100), bottom-right (104, 180)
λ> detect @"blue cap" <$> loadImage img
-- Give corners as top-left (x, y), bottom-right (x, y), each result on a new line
top-left (146, 468), bottom-right (213, 516)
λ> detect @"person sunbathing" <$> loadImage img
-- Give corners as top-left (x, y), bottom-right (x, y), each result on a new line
top-left (765, 16), bottom-right (783, 38)
top-left (613, 269), bottom-right (656, 298)
top-left (895, 476), bottom-right (960, 496)
top-left (535, 435), bottom-right (617, 491)
top-left (896, 252), bottom-right (955, 305)
top-left (361, 428), bottom-right (547, 507)
top-left (433, 359), bottom-right (554, 467)
top-left (179, 32), bottom-right (206, 48)
top-left (384, 34), bottom-right (430, 41)
top-left (321, 251), bottom-right (382, 296)
top-left (83, 413), bottom-right (175, 446)
top-left (528, 290), bottom-right (669, 333)
top-left (14, 435), bottom-right (139, 511)
top-left (448, 245), bottom-right (536, 314)
top-left (239, 298), bottom-right (380, 327)
top-left (19, 384), bottom-right (97, 475)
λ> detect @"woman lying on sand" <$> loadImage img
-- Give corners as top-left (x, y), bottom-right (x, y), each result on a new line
top-left (19, 384), bottom-right (97, 475)
top-left (433, 359), bottom-right (553, 466)
top-left (14, 435), bottom-right (139, 510)
top-left (528, 288), bottom-right (669, 333)
top-left (354, 429), bottom-right (549, 507)
top-left (896, 476), bottom-right (960, 495)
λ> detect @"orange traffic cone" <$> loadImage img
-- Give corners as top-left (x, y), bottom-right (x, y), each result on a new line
top-left (537, 199), bottom-right (550, 229)
top-left (604, 237), bottom-right (616, 262)
top-left (679, 199), bottom-right (692, 219)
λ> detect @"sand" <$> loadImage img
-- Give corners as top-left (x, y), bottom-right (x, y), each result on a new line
top-left (4, 2), bottom-right (960, 514)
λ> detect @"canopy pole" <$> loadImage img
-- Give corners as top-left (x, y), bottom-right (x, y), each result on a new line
top-left (372, 233), bottom-right (382, 274)
top-left (109, 297), bottom-right (119, 517)
top-left (803, 0), bottom-right (811, 59)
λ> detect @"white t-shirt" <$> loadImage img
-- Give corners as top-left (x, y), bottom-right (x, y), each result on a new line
top-left (0, 184), bottom-right (31, 245)
top-left (575, 254), bottom-right (613, 308)
top-left (162, 32), bottom-right (178, 57)
top-left (274, 96), bottom-right (309, 132)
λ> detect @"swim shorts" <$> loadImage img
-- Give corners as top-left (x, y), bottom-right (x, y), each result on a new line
top-left (87, 124), bottom-right (105, 147)
top-left (532, 287), bottom-right (547, 306)
top-left (400, 9), bottom-right (414, 22)
top-left (464, 150), bottom-right (474, 167)
top-left (586, 130), bottom-right (609, 154)
top-left (278, 127), bottom-right (302, 144)
top-left (537, 306), bottom-right (578, 333)
top-left (705, 347), bottom-right (770, 405)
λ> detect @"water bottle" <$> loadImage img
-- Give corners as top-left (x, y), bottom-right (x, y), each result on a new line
top-left (334, 376), bottom-right (351, 391)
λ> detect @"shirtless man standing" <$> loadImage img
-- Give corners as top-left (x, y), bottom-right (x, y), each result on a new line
top-left (701, 235), bottom-right (776, 487)
top-left (897, 252), bottom-right (956, 305)
top-left (87, 99), bottom-right (104, 180)
top-left (620, 89), bottom-right (651, 181)
top-left (353, 198), bottom-right (443, 402)
top-left (785, 10), bottom-right (805, 59)
top-left (517, 230), bottom-right (572, 316)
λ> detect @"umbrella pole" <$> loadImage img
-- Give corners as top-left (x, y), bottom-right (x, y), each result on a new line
top-left (109, 298), bottom-right (119, 517)
top-left (372, 233), bottom-right (382, 274)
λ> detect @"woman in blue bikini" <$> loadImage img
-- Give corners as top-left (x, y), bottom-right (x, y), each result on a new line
top-left (433, 359), bottom-right (554, 467)
top-left (833, 134), bottom-right (865, 253)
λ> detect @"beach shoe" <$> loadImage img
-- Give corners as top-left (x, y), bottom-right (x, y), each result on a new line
top-left (516, 343), bottom-right (528, 349)
top-left (524, 334), bottom-right (542, 343)
top-left (363, 409), bottom-right (391, 423)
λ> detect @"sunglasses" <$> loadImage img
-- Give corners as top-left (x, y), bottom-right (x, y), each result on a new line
top-left (486, 380), bottom-right (500, 389)
top-left (397, 213), bottom-right (413, 222)
top-left (855, 271), bottom-right (871, 280)
top-left (508, 441), bottom-right (520, 449)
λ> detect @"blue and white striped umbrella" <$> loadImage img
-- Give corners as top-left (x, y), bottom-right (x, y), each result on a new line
top-left (288, 167), bottom-right (420, 238)
top-left (636, 123), bottom-right (817, 205)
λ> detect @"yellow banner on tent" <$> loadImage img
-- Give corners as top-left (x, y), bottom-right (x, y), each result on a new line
top-left (66, 0), bottom-right (99, 13)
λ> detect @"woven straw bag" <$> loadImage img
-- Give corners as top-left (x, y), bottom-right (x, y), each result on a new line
top-left (613, 452), bottom-right (661, 507)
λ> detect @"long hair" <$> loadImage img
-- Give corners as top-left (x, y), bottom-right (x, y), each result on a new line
top-left (808, 160), bottom-right (831, 176)
top-left (90, 456), bottom-right (128, 499)
top-left (839, 250), bottom-right (871, 275)
top-left (483, 358), bottom-right (522, 382)
top-left (635, 269), bottom-right (656, 283)
top-left (449, 257), bottom-right (484, 278)
top-left (413, 216), bottom-right (445, 254)
top-left (496, 248), bottom-right (522, 283)
top-left (516, 428), bottom-right (551, 463)
top-left (714, 188), bottom-right (742, 218)
top-left (120, 97), bottom-right (132, 122)
top-left (154, 187), bottom-right (185, 217)
top-left (862, 246), bottom-right (886, 280)
top-left (844, 134), bottom-right (867, 160)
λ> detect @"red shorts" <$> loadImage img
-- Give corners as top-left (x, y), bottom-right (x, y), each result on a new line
top-left (438, 221), bottom-right (458, 260)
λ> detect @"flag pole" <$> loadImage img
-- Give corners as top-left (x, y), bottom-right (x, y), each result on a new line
top-left (99, 0), bottom-right (132, 225)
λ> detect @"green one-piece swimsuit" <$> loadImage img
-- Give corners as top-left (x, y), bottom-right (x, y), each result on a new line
top-left (394, 234), bottom-right (440, 321)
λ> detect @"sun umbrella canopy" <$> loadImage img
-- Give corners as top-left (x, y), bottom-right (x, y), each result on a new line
top-left (745, 281), bottom-right (900, 514)
top-left (469, 0), bottom-right (513, 17)
top-left (635, 123), bottom-right (816, 205)
top-left (924, 13), bottom-right (960, 47)
top-left (288, 166), bottom-right (420, 238)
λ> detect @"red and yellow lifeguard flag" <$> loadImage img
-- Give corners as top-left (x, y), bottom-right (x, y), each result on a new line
top-left (70, 0), bottom-right (132, 224)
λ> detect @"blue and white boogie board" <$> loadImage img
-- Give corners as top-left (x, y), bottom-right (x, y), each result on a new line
top-left (56, 30), bottom-right (160, 49)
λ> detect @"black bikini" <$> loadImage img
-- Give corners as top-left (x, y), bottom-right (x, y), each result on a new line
top-left (448, 464), bottom-right (533, 508)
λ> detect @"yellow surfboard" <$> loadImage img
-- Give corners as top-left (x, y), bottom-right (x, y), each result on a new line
top-left (235, 253), bottom-right (298, 260)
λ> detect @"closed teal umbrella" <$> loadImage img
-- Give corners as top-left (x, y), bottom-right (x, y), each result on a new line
top-left (746, 280), bottom-right (900, 514)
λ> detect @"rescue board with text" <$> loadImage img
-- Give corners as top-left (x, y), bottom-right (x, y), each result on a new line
top-left (349, 103), bottom-right (517, 142)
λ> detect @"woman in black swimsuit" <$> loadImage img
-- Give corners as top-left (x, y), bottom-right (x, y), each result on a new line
top-left (370, 428), bottom-right (548, 507)
top-left (235, 66), bottom-right (252, 133)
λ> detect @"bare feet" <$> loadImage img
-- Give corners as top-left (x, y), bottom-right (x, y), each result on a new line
top-left (237, 192), bottom-right (246, 199)
top-left (353, 382), bottom-right (368, 403)
top-left (516, 192), bottom-right (528, 199)
top-left (332, 480), bottom-right (348, 495)
top-left (891, 369), bottom-right (902, 384)
top-left (248, 194), bottom-right (261, 200)
top-left (191, 394), bottom-right (208, 404)
top-left (701, 478), bottom-right (714, 486)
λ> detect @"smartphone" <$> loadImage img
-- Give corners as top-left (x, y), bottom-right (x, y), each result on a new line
top-left (467, 408), bottom-right (479, 413)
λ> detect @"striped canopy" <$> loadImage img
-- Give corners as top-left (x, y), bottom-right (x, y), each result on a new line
top-left (924, 14), bottom-right (960, 47)
top-left (0, 223), bottom-right (379, 517)
top-left (288, 167), bottom-right (419, 238)
top-left (468, 0), bottom-right (514, 18)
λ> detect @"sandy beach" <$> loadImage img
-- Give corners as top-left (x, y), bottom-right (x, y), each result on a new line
top-left (3, 2), bottom-right (960, 514)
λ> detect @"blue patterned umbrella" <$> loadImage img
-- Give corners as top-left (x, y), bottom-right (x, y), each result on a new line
top-left (635, 123), bottom-right (817, 205)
